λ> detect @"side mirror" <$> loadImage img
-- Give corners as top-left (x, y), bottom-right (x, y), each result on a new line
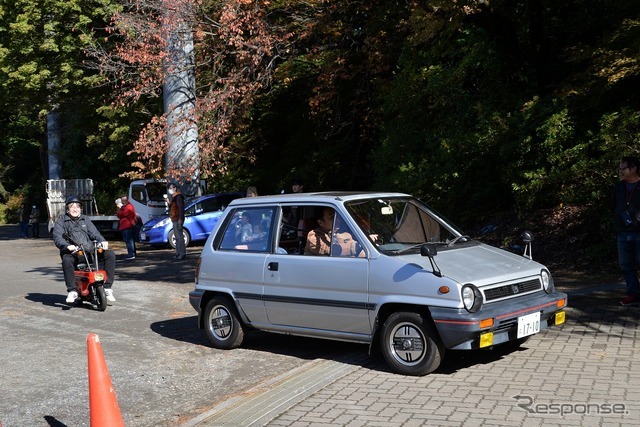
top-left (521, 230), bottom-right (534, 243)
top-left (420, 244), bottom-right (442, 277)
top-left (521, 230), bottom-right (534, 259)
top-left (420, 243), bottom-right (438, 257)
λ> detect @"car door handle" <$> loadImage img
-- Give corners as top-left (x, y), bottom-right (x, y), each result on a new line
top-left (267, 262), bottom-right (279, 271)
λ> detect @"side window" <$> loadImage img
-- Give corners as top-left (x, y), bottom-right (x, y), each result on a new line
top-left (200, 197), bottom-right (222, 213)
top-left (185, 202), bottom-right (197, 216)
top-left (331, 212), bottom-right (365, 257)
top-left (288, 205), bottom-right (366, 257)
top-left (277, 205), bottom-right (322, 255)
top-left (218, 207), bottom-right (276, 253)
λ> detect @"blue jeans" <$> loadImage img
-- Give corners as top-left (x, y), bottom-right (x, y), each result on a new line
top-left (617, 231), bottom-right (640, 295)
top-left (122, 228), bottom-right (136, 257)
top-left (19, 221), bottom-right (28, 238)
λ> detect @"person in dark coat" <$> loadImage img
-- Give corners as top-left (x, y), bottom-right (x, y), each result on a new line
top-left (52, 196), bottom-right (117, 303)
top-left (613, 156), bottom-right (640, 306)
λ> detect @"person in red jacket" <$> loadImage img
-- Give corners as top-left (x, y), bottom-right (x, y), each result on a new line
top-left (117, 195), bottom-right (137, 260)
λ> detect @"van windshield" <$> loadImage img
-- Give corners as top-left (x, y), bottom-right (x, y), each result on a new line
top-left (146, 182), bottom-right (168, 202)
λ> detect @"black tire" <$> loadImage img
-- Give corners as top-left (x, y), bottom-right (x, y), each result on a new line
top-left (94, 285), bottom-right (107, 312)
top-left (168, 228), bottom-right (191, 249)
top-left (203, 297), bottom-right (245, 349)
top-left (380, 312), bottom-right (444, 376)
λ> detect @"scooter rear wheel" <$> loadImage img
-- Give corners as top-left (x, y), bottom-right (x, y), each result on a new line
top-left (94, 285), bottom-right (107, 311)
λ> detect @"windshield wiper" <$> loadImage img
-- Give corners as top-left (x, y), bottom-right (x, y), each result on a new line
top-left (447, 235), bottom-right (471, 247)
top-left (394, 244), bottom-right (424, 255)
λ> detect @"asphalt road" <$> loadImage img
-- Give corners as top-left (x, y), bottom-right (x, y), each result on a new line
top-left (4, 224), bottom-right (632, 427)
top-left (0, 225), bottom-right (361, 427)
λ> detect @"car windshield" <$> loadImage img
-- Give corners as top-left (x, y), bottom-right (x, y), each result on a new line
top-left (345, 197), bottom-right (468, 255)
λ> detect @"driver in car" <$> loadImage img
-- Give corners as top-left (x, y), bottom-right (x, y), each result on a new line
top-left (52, 196), bottom-right (116, 304)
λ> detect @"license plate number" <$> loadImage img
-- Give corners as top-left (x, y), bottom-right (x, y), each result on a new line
top-left (517, 312), bottom-right (540, 338)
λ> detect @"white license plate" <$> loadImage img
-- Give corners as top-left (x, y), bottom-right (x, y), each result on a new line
top-left (517, 312), bottom-right (541, 338)
top-left (140, 232), bottom-right (146, 240)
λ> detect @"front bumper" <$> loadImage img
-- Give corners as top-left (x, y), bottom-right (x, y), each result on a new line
top-left (430, 291), bottom-right (567, 350)
top-left (138, 228), bottom-right (168, 245)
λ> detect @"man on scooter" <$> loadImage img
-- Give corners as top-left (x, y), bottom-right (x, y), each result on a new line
top-left (52, 196), bottom-right (117, 304)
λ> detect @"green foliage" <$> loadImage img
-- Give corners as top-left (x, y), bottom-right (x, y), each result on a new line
top-left (0, 0), bottom-right (639, 269)
top-left (0, 0), bottom-right (140, 218)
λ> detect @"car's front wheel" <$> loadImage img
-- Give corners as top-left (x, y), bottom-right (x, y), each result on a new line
top-left (380, 312), bottom-right (444, 376)
top-left (203, 297), bottom-right (245, 350)
top-left (168, 228), bottom-right (191, 249)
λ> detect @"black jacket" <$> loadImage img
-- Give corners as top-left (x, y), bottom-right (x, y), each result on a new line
top-left (52, 213), bottom-right (106, 253)
top-left (613, 180), bottom-right (640, 231)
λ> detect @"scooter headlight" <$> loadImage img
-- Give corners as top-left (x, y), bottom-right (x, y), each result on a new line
top-left (94, 273), bottom-right (105, 282)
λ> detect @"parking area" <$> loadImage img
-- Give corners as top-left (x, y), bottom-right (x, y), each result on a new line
top-left (0, 226), bottom-right (638, 426)
top-left (186, 284), bottom-right (640, 426)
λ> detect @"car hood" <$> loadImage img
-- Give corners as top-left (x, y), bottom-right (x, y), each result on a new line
top-left (396, 243), bottom-right (545, 286)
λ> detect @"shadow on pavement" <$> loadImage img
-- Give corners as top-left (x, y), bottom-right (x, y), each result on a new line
top-left (24, 293), bottom-right (72, 311)
top-left (150, 316), bottom-right (209, 346)
top-left (44, 415), bottom-right (68, 427)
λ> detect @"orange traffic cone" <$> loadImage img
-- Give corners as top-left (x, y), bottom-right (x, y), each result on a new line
top-left (87, 333), bottom-right (124, 427)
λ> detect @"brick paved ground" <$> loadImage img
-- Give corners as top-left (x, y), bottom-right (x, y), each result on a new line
top-left (187, 283), bottom-right (639, 427)
top-left (262, 289), bottom-right (639, 427)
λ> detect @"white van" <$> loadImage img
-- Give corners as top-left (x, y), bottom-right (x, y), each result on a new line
top-left (128, 179), bottom-right (169, 223)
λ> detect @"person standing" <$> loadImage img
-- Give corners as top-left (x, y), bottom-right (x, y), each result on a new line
top-left (117, 195), bottom-right (137, 260)
top-left (246, 186), bottom-right (258, 197)
top-left (18, 203), bottom-right (29, 238)
top-left (291, 178), bottom-right (304, 194)
top-left (613, 156), bottom-right (640, 306)
top-left (168, 183), bottom-right (186, 260)
top-left (29, 205), bottom-right (40, 238)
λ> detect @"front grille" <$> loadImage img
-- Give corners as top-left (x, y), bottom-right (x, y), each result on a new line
top-left (483, 279), bottom-right (541, 301)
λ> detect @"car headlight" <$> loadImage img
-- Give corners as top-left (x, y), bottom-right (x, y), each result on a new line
top-left (155, 218), bottom-right (171, 228)
top-left (461, 284), bottom-right (483, 313)
top-left (541, 269), bottom-right (554, 293)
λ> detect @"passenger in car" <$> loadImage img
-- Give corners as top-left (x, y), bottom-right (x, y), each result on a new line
top-left (304, 208), bottom-right (334, 255)
top-left (235, 212), bottom-right (253, 243)
top-left (333, 231), bottom-right (366, 257)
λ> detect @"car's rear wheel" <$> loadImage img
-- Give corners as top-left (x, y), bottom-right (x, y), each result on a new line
top-left (168, 228), bottom-right (191, 249)
top-left (203, 297), bottom-right (245, 349)
top-left (380, 312), bottom-right (444, 376)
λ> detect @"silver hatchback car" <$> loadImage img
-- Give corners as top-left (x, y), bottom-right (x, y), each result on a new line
top-left (189, 192), bottom-right (567, 376)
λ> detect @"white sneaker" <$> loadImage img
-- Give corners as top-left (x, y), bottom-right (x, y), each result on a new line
top-left (66, 291), bottom-right (78, 303)
top-left (105, 289), bottom-right (116, 302)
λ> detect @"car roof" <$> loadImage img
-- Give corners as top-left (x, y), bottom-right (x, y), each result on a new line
top-left (185, 192), bottom-right (243, 204)
top-left (228, 191), bottom-right (410, 206)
